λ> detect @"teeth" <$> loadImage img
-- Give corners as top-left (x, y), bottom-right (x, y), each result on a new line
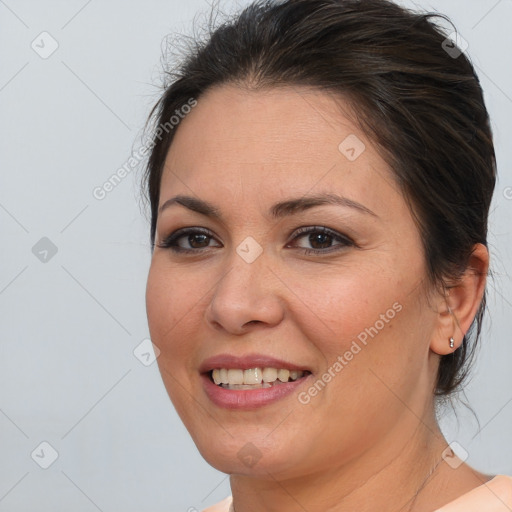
top-left (210, 367), bottom-right (306, 388)
top-left (227, 369), bottom-right (244, 385)
top-left (277, 369), bottom-right (290, 382)
top-left (262, 367), bottom-right (277, 383)
top-left (224, 383), bottom-right (273, 390)
top-left (243, 368), bottom-right (262, 385)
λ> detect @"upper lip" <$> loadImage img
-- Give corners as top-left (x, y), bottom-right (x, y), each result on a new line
top-left (199, 354), bottom-right (311, 374)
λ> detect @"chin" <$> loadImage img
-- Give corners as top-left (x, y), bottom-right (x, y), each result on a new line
top-left (190, 427), bottom-right (307, 479)
top-left (200, 447), bottom-right (293, 478)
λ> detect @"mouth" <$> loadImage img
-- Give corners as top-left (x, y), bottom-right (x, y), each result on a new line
top-left (209, 367), bottom-right (311, 390)
top-left (200, 355), bottom-right (313, 409)
top-left (199, 353), bottom-right (313, 410)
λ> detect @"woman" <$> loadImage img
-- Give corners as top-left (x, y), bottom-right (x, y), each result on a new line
top-left (142, 0), bottom-right (512, 510)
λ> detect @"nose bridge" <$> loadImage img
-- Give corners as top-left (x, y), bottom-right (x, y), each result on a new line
top-left (206, 239), bottom-right (284, 333)
top-left (216, 239), bottom-right (269, 306)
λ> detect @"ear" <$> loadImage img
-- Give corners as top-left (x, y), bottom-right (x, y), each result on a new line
top-left (430, 243), bottom-right (489, 355)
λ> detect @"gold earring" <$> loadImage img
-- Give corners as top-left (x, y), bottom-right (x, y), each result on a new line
top-left (449, 337), bottom-right (455, 349)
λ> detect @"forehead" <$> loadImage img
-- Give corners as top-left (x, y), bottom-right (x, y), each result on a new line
top-left (160, 84), bottom-right (400, 216)
top-left (166, 84), bottom-right (357, 166)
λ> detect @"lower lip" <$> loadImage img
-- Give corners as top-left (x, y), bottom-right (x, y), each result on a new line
top-left (201, 373), bottom-right (311, 410)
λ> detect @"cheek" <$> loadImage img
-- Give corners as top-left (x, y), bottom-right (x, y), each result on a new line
top-left (286, 263), bottom-right (406, 354)
top-left (146, 258), bottom-right (205, 323)
top-left (146, 264), bottom-right (174, 341)
top-left (145, 260), bottom-right (205, 367)
top-left (145, 261), bottom-right (206, 421)
top-left (289, 257), bottom-right (431, 394)
top-left (290, 274), bottom-right (429, 446)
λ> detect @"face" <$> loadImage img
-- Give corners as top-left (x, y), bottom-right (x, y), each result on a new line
top-left (145, 84), bottom-right (441, 480)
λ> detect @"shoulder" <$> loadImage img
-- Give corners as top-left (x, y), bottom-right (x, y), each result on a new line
top-left (435, 475), bottom-right (512, 511)
top-left (201, 496), bottom-right (233, 512)
top-left (200, 479), bottom-right (512, 512)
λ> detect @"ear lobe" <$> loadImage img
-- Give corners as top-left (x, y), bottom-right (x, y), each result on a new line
top-left (430, 243), bottom-right (489, 356)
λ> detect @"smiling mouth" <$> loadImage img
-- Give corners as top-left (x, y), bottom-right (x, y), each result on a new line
top-left (209, 367), bottom-right (311, 390)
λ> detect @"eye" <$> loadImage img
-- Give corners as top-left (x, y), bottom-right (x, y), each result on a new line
top-left (156, 227), bottom-right (220, 253)
top-left (156, 225), bottom-right (356, 255)
top-left (288, 226), bottom-right (355, 255)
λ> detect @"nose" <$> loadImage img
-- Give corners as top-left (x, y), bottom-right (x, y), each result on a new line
top-left (205, 250), bottom-right (285, 335)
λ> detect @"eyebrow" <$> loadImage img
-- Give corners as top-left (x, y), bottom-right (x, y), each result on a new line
top-left (158, 192), bottom-right (378, 220)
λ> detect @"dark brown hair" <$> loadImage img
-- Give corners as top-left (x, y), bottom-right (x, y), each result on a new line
top-left (142, 0), bottom-right (496, 398)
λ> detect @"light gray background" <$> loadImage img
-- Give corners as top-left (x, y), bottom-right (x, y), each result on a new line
top-left (0, 1), bottom-right (511, 510)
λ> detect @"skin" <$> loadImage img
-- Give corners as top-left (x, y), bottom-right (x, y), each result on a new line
top-left (145, 84), bottom-right (490, 512)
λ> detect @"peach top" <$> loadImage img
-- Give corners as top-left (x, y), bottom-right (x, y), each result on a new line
top-left (202, 475), bottom-right (512, 512)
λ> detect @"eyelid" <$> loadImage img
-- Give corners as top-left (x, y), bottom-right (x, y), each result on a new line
top-left (156, 226), bottom-right (219, 250)
top-left (156, 225), bottom-right (357, 254)
top-left (287, 225), bottom-right (357, 253)
top-left (289, 225), bottom-right (355, 244)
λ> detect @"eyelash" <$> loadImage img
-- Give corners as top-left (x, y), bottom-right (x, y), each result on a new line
top-left (156, 226), bottom-right (356, 255)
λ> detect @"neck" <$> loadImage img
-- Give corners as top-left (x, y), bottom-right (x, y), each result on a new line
top-left (229, 410), bottom-right (452, 512)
